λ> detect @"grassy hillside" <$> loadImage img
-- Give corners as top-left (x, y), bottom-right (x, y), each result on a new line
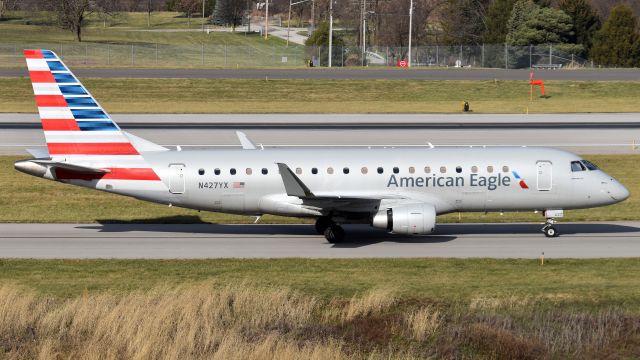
top-left (0, 258), bottom-right (639, 358)
top-left (1, 155), bottom-right (638, 224)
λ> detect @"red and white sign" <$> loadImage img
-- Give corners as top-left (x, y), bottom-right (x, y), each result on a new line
top-left (397, 59), bottom-right (408, 68)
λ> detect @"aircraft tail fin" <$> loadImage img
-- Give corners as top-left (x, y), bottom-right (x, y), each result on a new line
top-left (23, 49), bottom-right (167, 162)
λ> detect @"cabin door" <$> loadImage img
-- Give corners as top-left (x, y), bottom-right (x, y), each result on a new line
top-left (536, 161), bottom-right (552, 191)
top-left (169, 164), bottom-right (186, 194)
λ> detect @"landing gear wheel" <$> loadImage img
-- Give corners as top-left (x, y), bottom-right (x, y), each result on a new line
top-left (542, 217), bottom-right (559, 238)
top-left (315, 216), bottom-right (332, 234)
top-left (543, 226), bottom-right (558, 238)
top-left (324, 224), bottom-right (345, 243)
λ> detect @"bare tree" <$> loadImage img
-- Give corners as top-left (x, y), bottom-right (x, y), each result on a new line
top-left (0, 0), bottom-right (18, 20)
top-left (49, 0), bottom-right (93, 42)
top-left (94, 0), bottom-right (122, 27)
top-left (178, 0), bottom-right (201, 27)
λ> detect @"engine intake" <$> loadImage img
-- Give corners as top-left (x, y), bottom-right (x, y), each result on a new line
top-left (372, 203), bottom-right (436, 235)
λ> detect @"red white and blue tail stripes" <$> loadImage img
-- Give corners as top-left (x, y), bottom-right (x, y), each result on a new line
top-left (25, 49), bottom-right (162, 184)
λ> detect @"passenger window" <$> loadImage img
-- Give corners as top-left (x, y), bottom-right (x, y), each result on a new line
top-left (296, 167), bottom-right (302, 175)
top-left (487, 166), bottom-right (494, 173)
top-left (262, 168), bottom-right (268, 175)
top-left (230, 168), bottom-right (236, 175)
top-left (571, 161), bottom-right (586, 172)
top-left (440, 166), bottom-right (446, 173)
top-left (327, 167), bottom-right (334, 174)
top-left (424, 166), bottom-right (431, 173)
top-left (214, 168), bottom-right (221, 175)
top-left (198, 169), bottom-right (205, 175)
top-left (312, 167), bottom-right (318, 174)
top-left (471, 166), bottom-right (478, 173)
top-left (393, 167), bottom-right (399, 174)
top-left (377, 167), bottom-right (384, 174)
top-left (361, 167), bottom-right (368, 174)
top-left (456, 166), bottom-right (462, 174)
top-left (502, 166), bottom-right (509, 173)
top-left (581, 160), bottom-right (599, 171)
top-left (343, 167), bottom-right (349, 174)
top-left (409, 166), bottom-right (415, 174)
top-left (246, 168), bottom-right (252, 175)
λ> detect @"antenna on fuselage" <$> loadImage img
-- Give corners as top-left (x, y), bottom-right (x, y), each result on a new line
top-left (427, 142), bottom-right (435, 149)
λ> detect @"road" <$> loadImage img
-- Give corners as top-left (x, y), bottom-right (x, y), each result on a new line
top-left (2, 68), bottom-right (640, 81)
top-left (0, 222), bottom-right (638, 259)
top-left (1, 114), bottom-right (638, 155)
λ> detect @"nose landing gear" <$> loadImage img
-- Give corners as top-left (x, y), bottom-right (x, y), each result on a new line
top-left (542, 218), bottom-right (559, 238)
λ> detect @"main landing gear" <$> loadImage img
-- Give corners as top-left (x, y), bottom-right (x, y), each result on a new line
top-left (542, 218), bottom-right (559, 238)
top-left (315, 216), bottom-right (345, 243)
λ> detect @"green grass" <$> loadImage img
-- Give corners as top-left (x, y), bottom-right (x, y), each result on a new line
top-left (0, 258), bottom-right (638, 304)
top-left (2, 77), bottom-right (640, 113)
top-left (0, 12), bottom-right (306, 67)
top-left (1, 155), bottom-right (638, 223)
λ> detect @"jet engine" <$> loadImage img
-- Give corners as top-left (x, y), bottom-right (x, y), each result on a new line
top-left (372, 203), bottom-right (436, 235)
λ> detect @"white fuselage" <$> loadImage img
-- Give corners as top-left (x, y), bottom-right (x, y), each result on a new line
top-left (92, 146), bottom-right (628, 220)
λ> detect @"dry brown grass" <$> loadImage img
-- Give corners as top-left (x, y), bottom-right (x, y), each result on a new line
top-left (0, 284), bottom-right (341, 360)
top-left (1, 283), bottom-right (639, 359)
top-left (405, 306), bottom-right (443, 341)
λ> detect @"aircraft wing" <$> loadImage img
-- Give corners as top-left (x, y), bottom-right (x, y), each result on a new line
top-left (276, 163), bottom-right (406, 213)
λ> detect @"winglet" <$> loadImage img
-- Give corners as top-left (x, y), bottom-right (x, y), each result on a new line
top-left (236, 131), bottom-right (257, 150)
top-left (276, 163), bottom-right (314, 198)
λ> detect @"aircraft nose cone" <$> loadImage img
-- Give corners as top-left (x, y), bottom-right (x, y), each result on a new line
top-left (615, 183), bottom-right (630, 201)
top-left (610, 181), bottom-right (630, 202)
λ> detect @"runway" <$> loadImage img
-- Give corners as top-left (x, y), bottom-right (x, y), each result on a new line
top-left (1, 68), bottom-right (640, 81)
top-left (0, 222), bottom-right (639, 259)
top-left (1, 114), bottom-right (639, 155)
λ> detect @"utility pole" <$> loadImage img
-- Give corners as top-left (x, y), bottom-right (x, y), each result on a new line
top-left (264, 0), bottom-right (269, 40)
top-left (328, 0), bottom-right (333, 67)
top-left (202, 0), bottom-right (205, 33)
top-left (310, 0), bottom-right (315, 33)
top-left (408, 0), bottom-right (413, 67)
top-left (287, 0), bottom-right (292, 47)
top-left (361, 0), bottom-right (366, 66)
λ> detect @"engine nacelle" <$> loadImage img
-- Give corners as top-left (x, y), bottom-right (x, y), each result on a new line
top-left (372, 203), bottom-right (436, 235)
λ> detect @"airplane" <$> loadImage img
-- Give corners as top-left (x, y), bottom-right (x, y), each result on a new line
top-left (15, 49), bottom-right (630, 243)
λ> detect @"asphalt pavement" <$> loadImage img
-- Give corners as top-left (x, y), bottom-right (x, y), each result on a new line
top-left (2, 68), bottom-right (640, 80)
top-left (0, 222), bottom-right (638, 259)
top-left (2, 113), bottom-right (638, 155)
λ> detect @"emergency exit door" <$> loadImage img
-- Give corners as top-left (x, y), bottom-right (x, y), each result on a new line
top-left (169, 164), bottom-right (185, 194)
top-left (536, 161), bottom-right (552, 191)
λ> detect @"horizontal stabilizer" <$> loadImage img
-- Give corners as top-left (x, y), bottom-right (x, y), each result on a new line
top-left (32, 160), bottom-right (110, 174)
top-left (26, 147), bottom-right (49, 158)
top-left (277, 163), bottom-right (314, 198)
top-left (236, 131), bottom-right (257, 150)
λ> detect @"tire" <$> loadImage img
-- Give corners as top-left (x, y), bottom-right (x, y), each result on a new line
top-left (315, 217), bottom-right (332, 234)
top-left (544, 226), bottom-right (558, 238)
top-left (324, 225), bottom-right (345, 243)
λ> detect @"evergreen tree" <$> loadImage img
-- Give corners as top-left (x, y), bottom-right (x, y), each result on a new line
top-left (558, 0), bottom-right (600, 56)
top-left (484, 0), bottom-right (517, 43)
top-left (506, 0), bottom-right (572, 45)
top-left (305, 21), bottom-right (346, 66)
top-left (591, 4), bottom-right (640, 67)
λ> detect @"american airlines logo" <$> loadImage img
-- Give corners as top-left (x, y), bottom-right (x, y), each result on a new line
top-left (386, 171), bottom-right (528, 191)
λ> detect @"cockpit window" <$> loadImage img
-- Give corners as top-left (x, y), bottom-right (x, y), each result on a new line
top-left (581, 160), bottom-right (599, 171)
top-left (571, 161), bottom-right (586, 172)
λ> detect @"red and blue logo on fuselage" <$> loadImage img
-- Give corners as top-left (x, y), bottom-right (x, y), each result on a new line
top-left (512, 171), bottom-right (529, 189)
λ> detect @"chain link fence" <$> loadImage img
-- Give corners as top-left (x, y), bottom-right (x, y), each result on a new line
top-left (0, 42), bottom-right (591, 68)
